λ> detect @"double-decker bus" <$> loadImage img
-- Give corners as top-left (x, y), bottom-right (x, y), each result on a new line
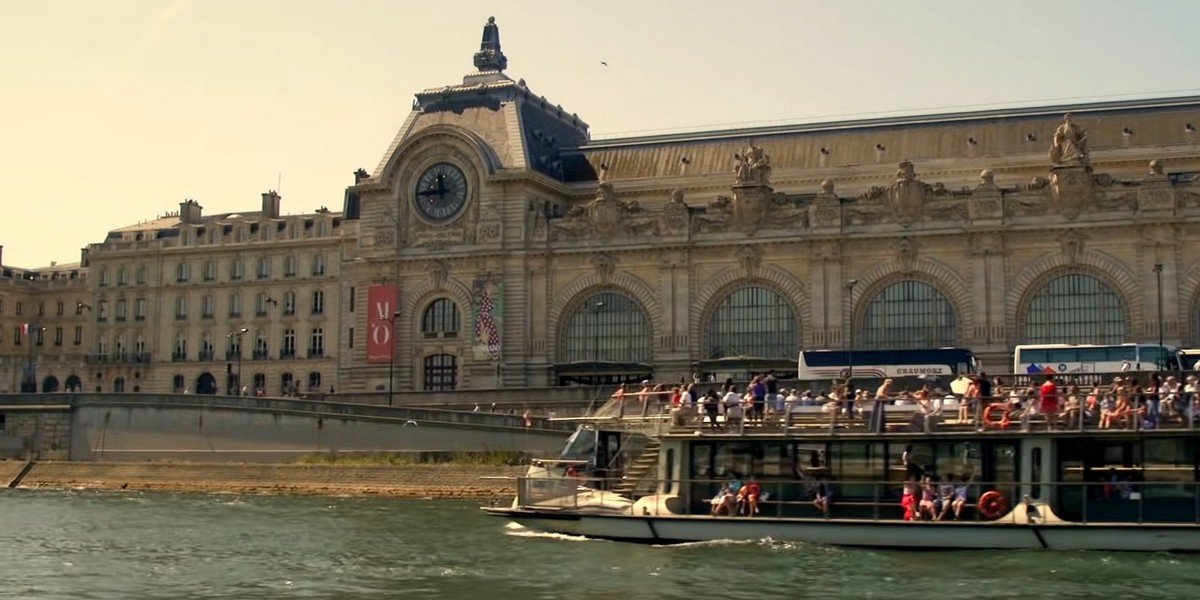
top-left (796, 348), bottom-right (979, 380)
top-left (1013, 343), bottom-right (1182, 375)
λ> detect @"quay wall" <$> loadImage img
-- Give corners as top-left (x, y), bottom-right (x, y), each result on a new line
top-left (15, 462), bottom-right (526, 500)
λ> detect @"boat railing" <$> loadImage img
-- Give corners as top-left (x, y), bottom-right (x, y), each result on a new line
top-left (584, 391), bottom-right (1200, 436)
top-left (514, 475), bottom-right (1200, 525)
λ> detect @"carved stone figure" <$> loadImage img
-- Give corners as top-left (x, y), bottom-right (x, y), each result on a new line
top-left (1049, 167), bottom-right (1094, 220)
top-left (735, 245), bottom-right (761, 275)
top-left (1139, 159), bottom-right (1177, 213)
top-left (969, 169), bottom-right (1003, 222)
top-left (1050, 113), bottom-right (1089, 166)
top-left (733, 144), bottom-right (771, 187)
top-left (659, 189), bottom-right (690, 236)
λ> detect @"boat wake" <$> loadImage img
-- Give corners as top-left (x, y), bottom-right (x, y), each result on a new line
top-left (502, 522), bottom-right (605, 543)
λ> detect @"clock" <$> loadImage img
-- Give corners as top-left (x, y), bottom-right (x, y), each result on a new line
top-left (414, 163), bottom-right (469, 221)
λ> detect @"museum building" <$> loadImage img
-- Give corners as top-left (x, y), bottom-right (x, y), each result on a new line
top-left (5, 17), bottom-right (1200, 394)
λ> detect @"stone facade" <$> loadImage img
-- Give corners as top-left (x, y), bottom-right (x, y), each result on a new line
top-left (5, 18), bottom-right (1200, 393)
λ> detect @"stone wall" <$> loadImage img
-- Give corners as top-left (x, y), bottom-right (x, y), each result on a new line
top-left (18, 462), bottom-right (526, 500)
top-left (0, 410), bottom-right (70, 460)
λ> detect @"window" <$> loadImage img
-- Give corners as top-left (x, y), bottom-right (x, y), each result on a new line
top-left (421, 299), bottom-right (460, 338)
top-left (283, 291), bottom-right (296, 316)
top-left (175, 296), bottom-right (188, 320)
top-left (349, 286), bottom-right (356, 312)
top-left (284, 255), bottom-right (297, 277)
top-left (114, 336), bottom-right (126, 360)
top-left (308, 371), bottom-right (322, 390)
top-left (227, 331), bottom-right (244, 359)
top-left (253, 333), bottom-right (268, 359)
top-left (311, 254), bottom-right (326, 276)
top-left (309, 327), bottom-right (324, 358)
top-left (281, 372), bottom-right (295, 395)
top-left (54, 327), bottom-right (63, 346)
top-left (255, 292), bottom-right (272, 316)
top-left (423, 354), bottom-right (457, 391)
top-left (16, 301), bottom-right (23, 316)
top-left (13, 327), bottom-right (21, 346)
top-left (312, 290), bottom-right (324, 315)
top-left (73, 326), bottom-right (82, 345)
top-left (176, 261), bottom-right (190, 283)
top-left (203, 260), bottom-right (216, 281)
top-left (136, 265), bottom-right (147, 285)
top-left (172, 374), bottom-right (185, 393)
top-left (704, 286), bottom-right (796, 359)
top-left (38, 302), bottom-right (44, 316)
top-left (173, 333), bottom-right (188, 361)
top-left (1022, 273), bottom-right (1127, 344)
top-left (228, 293), bottom-right (242, 318)
top-left (348, 327), bottom-right (354, 349)
top-left (201, 295), bottom-right (214, 319)
top-left (134, 335), bottom-right (146, 358)
top-left (230, 259), bottom-right (244, 281)
top-left (99, 268), bottom-right (110, 287)
top-left (860, 280), bottom-right (957, 350)
top-left (98, 300), bottom-right (109, 321)
top-left (253, 373), bottom-right (266, 391)
top-left (35, 328), bottom-right (44, 346)
top-left (199, 332), bottom-right (214, 360)
top-left (281, 328), bottom-right (296, 358)
top-left (257, 256), bottom-right (271, 279)
top-left (115, 299), bottom-right (127, 321)
top-left (135, 298), bottom-right (147, 321)
top-left (56, 301), bottom-right (64, 316)
top-left (117, 268), bottom-right (128, 286)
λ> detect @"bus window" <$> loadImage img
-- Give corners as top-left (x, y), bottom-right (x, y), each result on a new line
top-left (1077, 348), bottom-right (1107, 363)
top-left (1048, 349), bottom-right (1078, 364)
top-left (1023, 349), bottom-right (1049, 364)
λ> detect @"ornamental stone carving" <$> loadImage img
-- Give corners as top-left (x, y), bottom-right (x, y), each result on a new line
top-left (808, 179), bottom-right (842, 229)
top-left (1049, 113), bottom-right (1089, 167)
top-left (1138, 159), bottom-right (1177, 214)
top-left (876, 160), bottom-right (928, 227)
top-left (733, 144), bottom-right (772, 187)
top-left (969, 169), bottom-right (1003, 223)
top-left (426, 259), bottom-right (449, 289)
top-left (551, 168), bottom-right (652, 241)
top-left (658, 189), bottom-right (690, 237)
top-left (735, 245), bottom-right (761, 276)
top-left (590, 252), bottom-right (616, 283)
top-left (1061, 229), bottom-right (1084, 263)
top-left (1049, 165), bottom-right (1094, 220)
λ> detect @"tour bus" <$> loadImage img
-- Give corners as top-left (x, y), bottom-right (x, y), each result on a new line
top-left (1013, 343), bottom-right (1183, 376)
top-left (796, 348), bottom-right (979, 381)
top-left (1182, 348), bottom-right (1200, 371)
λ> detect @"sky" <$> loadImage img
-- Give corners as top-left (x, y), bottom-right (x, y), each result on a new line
top-left (2, 0), bottom-right (1198, 268)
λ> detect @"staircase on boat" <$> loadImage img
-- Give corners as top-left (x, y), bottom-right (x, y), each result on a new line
top-left (612, 439), bottom-right (660, 497)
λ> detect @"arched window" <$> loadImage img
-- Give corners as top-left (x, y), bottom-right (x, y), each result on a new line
top-left (308, 371), bottom-right (322, 389)
top-left (704, 286), bottom-right (796, 359)
top-left (1022, 273), bottom-right (1126, 344)
top-left (253, 373), bottom-right (266, 393)
top-left (172, 374), bottom-right (185, 393)
top-left (561, 292), bottom-right (651, 362)
top-left (423, 354), bottom-right (457, 390)
top-left (860, 280), bottom-right (957, 349)
top-left (283, 291), bottom-right (296, 315)
top-left (421, 299), bottom-right (460, 338)
top-left (281, 372), bottom-right (294, 395)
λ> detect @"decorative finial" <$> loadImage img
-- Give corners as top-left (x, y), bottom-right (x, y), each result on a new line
top-left (473, 16), bottom-right (508, 72)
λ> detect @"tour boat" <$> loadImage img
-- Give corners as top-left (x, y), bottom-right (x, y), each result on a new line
top-left (484, 394), bottom-right (1200, 551)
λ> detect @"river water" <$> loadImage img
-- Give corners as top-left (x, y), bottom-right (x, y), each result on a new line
top-left (1, 489), bottom-right (1197, 599)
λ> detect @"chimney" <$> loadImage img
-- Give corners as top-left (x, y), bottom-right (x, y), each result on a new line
top-left (179, 199), bottom-right (203, 224)
top-left (353, 168), bottom-right (369, 184)
top-left (261, 190), bottom-right (281, 219)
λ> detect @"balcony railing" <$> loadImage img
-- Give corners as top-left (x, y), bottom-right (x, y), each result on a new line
top-left (171, 352), bottom-right (187, 362)
top-left (307, 349), bottom-right (324, 359)
top-left (198, 350), bottom-right (214, 361)
top-left (279, 349), bottom-right (296, 359)
top-left (252, 349), bottom-right (270, 360)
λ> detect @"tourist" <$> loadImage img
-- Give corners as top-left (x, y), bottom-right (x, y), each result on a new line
top-left (812, 478), bottom-right (832, 517)
top-left (1161, 375), bottom-right (1181, 422)
top-left (900, 477), bottom-right (918, 521)
top-left (749, 375), bottom-right (766, 422)
top-left (1040, 375), bottom-right (1059, 429)
top-left (950, 477), bottom-right (970, 520)
top-left (702, 389), bottom-right (722, 431)
top-left (918, 475), bottom-right (938, 520)
top-left (935, 475), bottom-right (956, 521)
top-left (959, 376), bottom-right (980, 423)
top-left (710, 484), bottom-right (734, 516)
top-left (1060, 385), bottom-right (1082, 427)
top-left (612, 383), bottom-right (626, 419)
top-left (741, 479), bottom-right (763, 516)
top-left (765, 370), bottom-right (780, 416)
top-left (637, 380), bottom-right (653, 417)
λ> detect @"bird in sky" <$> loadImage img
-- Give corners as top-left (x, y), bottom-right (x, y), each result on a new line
top-left (600, 61), bottom-right (608, 67)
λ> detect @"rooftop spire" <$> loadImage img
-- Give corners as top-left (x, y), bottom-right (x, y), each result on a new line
top-left (473, 16), bottom-right (507, 72)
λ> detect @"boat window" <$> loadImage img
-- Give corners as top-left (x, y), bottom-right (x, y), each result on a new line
top-left (558, 428), bottom-right (596, 462)
top-left (665, 448), bottom-right (675, 488)
top-left (691, 444), bottom-right (712, 478)
top-left (712, 443), bottom-right (755, 479)
top-left (1030, 447), bottom-right (1043, 499)
top-left (987, 442), bottom-right (1020, 501)
top-left (933, 441), bottom-right (982, 482)
top-left (760, 443), bottom-right (794, 477)
top-left (831, 442), bottom-right (885, 499)
top-left (797, 444), bottom-right (827, 476)
top-left (1142, 438), bottom-right (1195, 502)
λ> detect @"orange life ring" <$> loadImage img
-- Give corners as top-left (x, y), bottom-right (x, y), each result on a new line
top-left (982, 403), bottom-right (1011, 429)
top-left (978, 490), bottom-right (1008, 520)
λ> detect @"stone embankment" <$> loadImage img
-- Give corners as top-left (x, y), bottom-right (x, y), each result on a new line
top-left (9, 461), bottom-right (526, 500)
top-left (1, 460), bottom-right (27, 487)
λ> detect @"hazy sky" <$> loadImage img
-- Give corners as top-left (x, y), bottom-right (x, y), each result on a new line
top-left (3, 0), bottom-right (1198, 268)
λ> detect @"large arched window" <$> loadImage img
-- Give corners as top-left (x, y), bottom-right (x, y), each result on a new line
top-left (860, 280), bottom-right (957, 349)
top-left (704, 285), bottom-right (797, 358)
top-left (421, 299), bottom-right (460, 338)
top-left (561, 291), bottom-right (651, 363)
top-left (1022, 272), bottom-right (1126, 344)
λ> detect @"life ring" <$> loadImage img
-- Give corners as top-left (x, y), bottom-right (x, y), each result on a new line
top-left (982, 403), bottom-right (1011, 429)
top-left (978, 490), bottom-right (1008, 520)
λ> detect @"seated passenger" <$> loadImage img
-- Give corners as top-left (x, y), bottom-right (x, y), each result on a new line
top-left (900, 478), bottom-right (918, 521)
top-left (950, 477), bottom-right (970, 520)
top-left (812, 480), bottom-right (832, 517)
top-left (742, 480), bottom-right (762, 516)
top-left (918, 475), bottom-right (938, 520)
top-left (935, 475), bottom-right (955, 521)
top-left (710, 484), bottom-right (734, 516)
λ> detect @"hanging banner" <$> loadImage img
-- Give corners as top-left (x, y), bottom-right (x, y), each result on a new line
top-left (366, 285), bottom-right (399, 364)
top-left (472, 277), bottom-right (503, 361)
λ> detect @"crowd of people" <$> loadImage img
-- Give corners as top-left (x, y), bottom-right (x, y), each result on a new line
top-left (609, 370), bottom-right (1200, 432)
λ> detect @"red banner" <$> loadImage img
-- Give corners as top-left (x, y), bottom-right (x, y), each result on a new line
top-left (366, 285), bottom-right (399, 364)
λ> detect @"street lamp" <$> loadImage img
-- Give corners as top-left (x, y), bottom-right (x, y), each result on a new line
top-left (845, 279), bottom-right (859, 385)
top-left (1153, 264), bottom-right (1164, 351)
top-left (227, 327), bottom-right (248, 395)
top-left (387, 310), bottom-right (400, 407)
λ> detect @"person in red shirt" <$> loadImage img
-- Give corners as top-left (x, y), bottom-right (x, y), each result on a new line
top-left (1040, 375), bottom-right (1059, 429)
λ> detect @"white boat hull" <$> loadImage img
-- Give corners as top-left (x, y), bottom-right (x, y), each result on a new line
top-left (487, 509), bottom-right (1200, 552)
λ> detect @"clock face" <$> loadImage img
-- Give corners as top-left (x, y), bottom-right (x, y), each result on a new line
top-left (414, 163), bottom-right (468, 221)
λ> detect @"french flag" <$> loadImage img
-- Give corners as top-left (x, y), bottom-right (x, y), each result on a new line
top-left (19, 323), bottom-right (29, 337)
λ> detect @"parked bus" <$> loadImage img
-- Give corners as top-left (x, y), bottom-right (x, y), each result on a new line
top-left (796, 348), bottom-right (980, 380)
top-left (1182, 348), bottom-right (1200, 371)
top-left (1013, 343), bottom-right (1182, 375)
